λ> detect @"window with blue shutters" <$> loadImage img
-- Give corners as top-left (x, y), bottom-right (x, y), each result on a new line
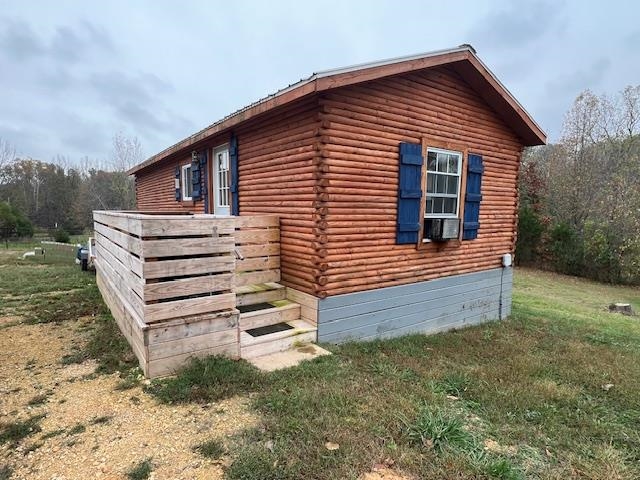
top-left (181, 164), bottom-right (193, 201)
top-left (396, 141), bottom-right (484, 245)
top-left (462, 153), bottom-right (483, 240)
top-left (396, 142), bottom-right (423, 244)
top-left (229, 134), bottom-right (239, 215)
top-left (191, 153), bottom-right (202, 200)
top-left (174, 166), bottom-right (181, 201)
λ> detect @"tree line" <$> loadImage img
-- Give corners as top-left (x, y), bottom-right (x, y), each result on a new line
top-left (0, 133), bottom-right (140, 241)
top-left (517, 85), bottom-right (640, 285)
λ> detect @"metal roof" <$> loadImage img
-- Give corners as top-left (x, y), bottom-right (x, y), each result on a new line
top-left (129, 45), bottom-right (545, 174)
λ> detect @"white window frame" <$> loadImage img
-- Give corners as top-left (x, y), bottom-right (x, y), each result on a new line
top-left (181, 164), bottom-right (193, 201)
top-left (424, 147), bottom-right (462, 219)
top-left (212, 144), bottom-right (231, 215)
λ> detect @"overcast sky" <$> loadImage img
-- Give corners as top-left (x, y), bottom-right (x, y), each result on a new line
top-left (1, 0), bottom-right (638, 163)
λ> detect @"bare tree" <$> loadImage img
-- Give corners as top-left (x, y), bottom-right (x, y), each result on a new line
top-left (109, 132), bottom-right (142, 210)
top-left (112, 132), bottom-right (144, 172)
top-left (0, 138), bottom-right (16, 184)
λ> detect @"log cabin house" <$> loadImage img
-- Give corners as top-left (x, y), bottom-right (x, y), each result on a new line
top-left (95, 45), bottom-right (545, 376)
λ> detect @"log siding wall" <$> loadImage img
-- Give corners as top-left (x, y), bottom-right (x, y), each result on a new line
top-left (316, 66), bottom-right (523, 297)
top-left (135, 98), bottom-right (321, 295)
top-left (135, 154), bottom-right (207, 213)
top-left (234, 98), bottom-right (320, 294)
top-left (134, 65), bottom-right (525, 299)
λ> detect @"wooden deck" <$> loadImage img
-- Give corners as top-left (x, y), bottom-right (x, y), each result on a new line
top-left (93, 211), bottom-right (283, 377)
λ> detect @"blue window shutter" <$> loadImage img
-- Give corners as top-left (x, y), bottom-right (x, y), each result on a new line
top-left (174, 166), bottom-right (181, 201)
top-left (230, 133), bottom-right (239, 215)
top-left (191, 153), bottom-right (202, 200)
top-left (200, 150), bottom-right (209, 213)
top-left (396, 142), bottom-right (423, 244)
top-left (463, 153), bottom-right (483, 240)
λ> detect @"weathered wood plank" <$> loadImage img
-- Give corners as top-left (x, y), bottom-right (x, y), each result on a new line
top-left (95, 231), bottom-right (143, 278)
top-left (94, 222), bottom-right (142, 257)
top-left (234, 229), bottom-right (280, 244)
top-left (143, 293), bottom-right (236, 323)
top-left (147, 329), bottom-right (238, 361)
top-left (142, 273), bottom-right (233, 302)
top-left (146, 311), bottom-right (239, 345)
top-left (141, 237), bottom-right (235, 258)
top-left (147, 342), bottom-right (239, 378)
top-left (236, 287), bottom-right (286, 306)
top-left (235, 256), bottom-right (279, 272)
top-left (235, 243), bottom-right (280, 258)
top-left (235, 215), bottom-right (279, 228)
top-left (235, 269), bottom-right (281, 287)
top-left (142, 255), bottom-right (235, 279)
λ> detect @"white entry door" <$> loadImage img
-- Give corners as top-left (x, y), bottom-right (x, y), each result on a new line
top-left (213, 145), bottom-right (231, 216)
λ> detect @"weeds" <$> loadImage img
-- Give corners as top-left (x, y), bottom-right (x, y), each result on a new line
top-left (193, 439), bottom-right (225, 459)
top-left (67, 424), bottom-right (85, 435)
top-left (0, 415), bottom-right (45, 447)
top-left (90, 416), bottom-right (113, 425)
top-left (146, 356), bottom-right (263, 404)
top-left (126, 458), bottom-right (153, 480)
top-left (26, 392), bottom-right (51, 406)
top-left (41, 429), bottom-right (66, 440)
top-left (401, 407), bottom-right (472, 451)
top-left (0, 465), bottom-right (12, 480)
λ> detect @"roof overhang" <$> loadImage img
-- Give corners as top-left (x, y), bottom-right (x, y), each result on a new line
top-left (129, 46), bottom-right (545, 175)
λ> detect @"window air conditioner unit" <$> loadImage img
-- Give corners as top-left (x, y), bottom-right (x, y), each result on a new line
top-left (430, 218), bottom-right (460, 242)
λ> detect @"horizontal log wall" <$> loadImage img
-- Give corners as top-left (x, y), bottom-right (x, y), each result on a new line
top-left (317, 66), bottom-right (523, 297)
top-left (135, 153), bottom-right (207, 213)
top-left (236, 98), bottom-right (320, 295)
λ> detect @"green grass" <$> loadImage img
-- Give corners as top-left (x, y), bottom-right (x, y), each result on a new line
top-left (2, 243), bottom-right (640, 478)
top-left (155, 268), bottom-right (640, 479)
top-left (41, 428), bottom-right (66, 440)
top-left (145, 356), bottom-right (263, 404)
top-left (193, 439), bottom-right (226, 459)
top-left (126, 458), bottom-right (153, 480)
top-left (0, 465), bottom-right (12, 480)
top-left (67, 424), bottom-right (86, 435)
top-left (0, 416), bottom-right (45, 447)
top-left (26, 392), bottom-right (51, 406)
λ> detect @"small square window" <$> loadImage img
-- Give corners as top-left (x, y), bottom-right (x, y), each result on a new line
top-left (424, 147), bottom-right (462, 241)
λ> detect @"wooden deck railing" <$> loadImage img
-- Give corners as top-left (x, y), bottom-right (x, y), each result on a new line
top-left (93, 211), bottom-right (279, 377)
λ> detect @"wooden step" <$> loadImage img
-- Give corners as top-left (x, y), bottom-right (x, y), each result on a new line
top-left (235, 282), bottom-right (286, 307)
top-left (239, 300), bottom-right (301, 331)
top-left (240, 319), bottom-right (317, 359)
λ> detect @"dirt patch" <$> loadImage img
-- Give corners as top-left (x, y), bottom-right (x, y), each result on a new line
top-left (0, 321), bottom-right (258, 480)
top-left (0, 315), bottom-right (22, 326)
top-left (359, 466), bottom-right (413, 480)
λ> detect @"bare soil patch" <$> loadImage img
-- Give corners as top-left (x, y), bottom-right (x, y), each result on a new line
top-left (0, 321), bottom-right (258, 480)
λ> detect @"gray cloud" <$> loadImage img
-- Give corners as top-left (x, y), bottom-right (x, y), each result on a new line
top-left (468, 1), bottom-right (567, 50)
top-left (0, 1), bottom-right (638, 161)
top-left (546, 57), bottom-right (612, 96)
top-left (0, 18), bottom-right (46, 61)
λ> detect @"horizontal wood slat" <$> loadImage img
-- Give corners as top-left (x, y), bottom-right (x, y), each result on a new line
top-left (94, 211), bottom-right (284, 378)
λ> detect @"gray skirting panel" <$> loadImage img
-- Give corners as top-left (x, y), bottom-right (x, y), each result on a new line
top-left (317, 267), bottom-right (513, 343)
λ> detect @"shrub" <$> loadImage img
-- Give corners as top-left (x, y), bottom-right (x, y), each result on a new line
top-left (0, 201), bottom-right (33, 239)
top-left (516, 205), bottom-right (544, 265)
top-left (549, 222), bottom-right (584, 276)
top-left (582, 221), bottom-right (622, 283)
top-left (53, 228), bottom-right (70, 243)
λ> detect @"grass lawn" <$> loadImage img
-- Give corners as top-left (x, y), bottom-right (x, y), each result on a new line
top-left (2, 245), bottom-right (639, 479)
top-left (150, 269), bottom-right (640, 480)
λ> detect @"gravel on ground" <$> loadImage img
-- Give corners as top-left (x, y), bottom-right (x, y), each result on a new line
top-left (0, 317), bottom-right (258, 480)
